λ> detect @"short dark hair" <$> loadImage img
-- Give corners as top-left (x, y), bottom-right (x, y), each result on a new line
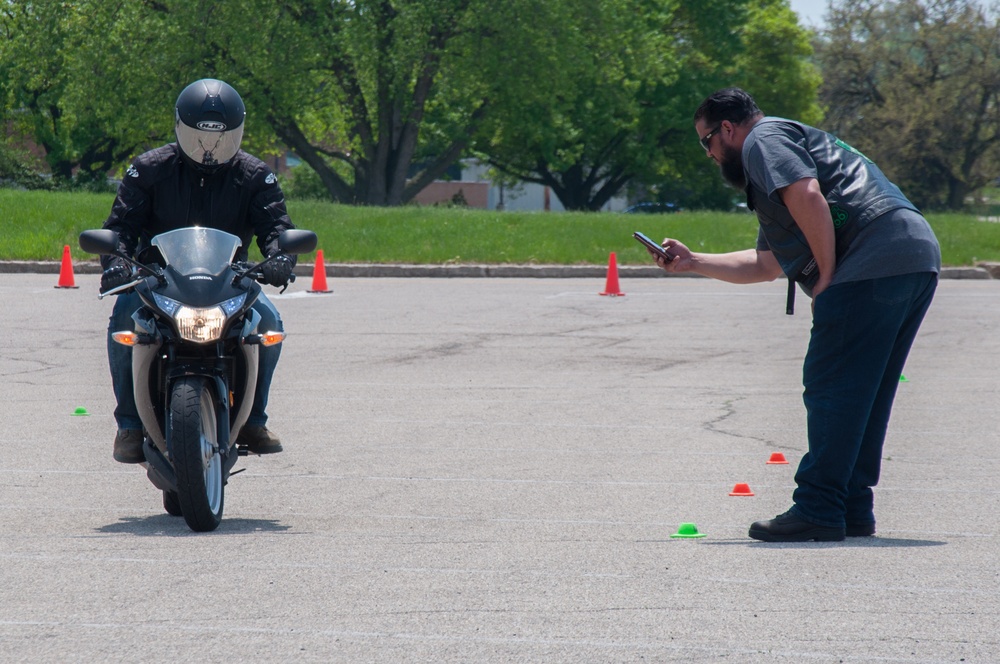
top-left (694, 88), bottom-right (764, 126)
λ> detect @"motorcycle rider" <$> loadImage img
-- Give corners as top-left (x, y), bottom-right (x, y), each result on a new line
top-left (100, 78), bottom-right (296, 463)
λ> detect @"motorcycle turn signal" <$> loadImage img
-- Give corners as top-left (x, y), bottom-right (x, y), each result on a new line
top-left (111, 331), bottom-right (154, 346)
top-left (243, 331), bottom-right (285, 347)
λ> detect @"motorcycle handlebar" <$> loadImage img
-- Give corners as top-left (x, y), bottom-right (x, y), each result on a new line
top-left (232, 261), bottom-right (295, 289)
top-left (98, 277), bottom-right (145, 300)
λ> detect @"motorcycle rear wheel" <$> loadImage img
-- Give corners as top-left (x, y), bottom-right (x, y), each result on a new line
top-left (169, 376), bottom-right (224, 532)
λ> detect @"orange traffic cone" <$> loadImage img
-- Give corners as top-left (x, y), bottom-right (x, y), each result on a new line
top-left (599, 252), bottom-right (624, 296)
top-left (729, 482), bottom-right (755, 496)
top-left (308, 249), bottom-right (332, 293)
top-left (55, 245), bottom-right (78, 289)
top-left (766, 452), bottom-right (789, 465)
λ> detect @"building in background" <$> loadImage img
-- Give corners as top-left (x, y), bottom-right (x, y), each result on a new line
top-left (413, 160), bottom-right (627, 212)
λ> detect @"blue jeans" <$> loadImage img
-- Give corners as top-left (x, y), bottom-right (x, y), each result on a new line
top-left (790, 272), bottom-right (937, 528)
top-left (108, 290), bottom-right (283, 430)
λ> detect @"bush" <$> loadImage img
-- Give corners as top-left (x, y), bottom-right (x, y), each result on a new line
top-left (280, 163), bottom-right (333, 201)
top-left (0, 143), bottom-right (55, 191)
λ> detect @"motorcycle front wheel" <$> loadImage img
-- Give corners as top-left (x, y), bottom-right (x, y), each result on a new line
top-left (162, 490), bottom-right (182, 516)
top-left (169, 376), bottom-right (224, 532)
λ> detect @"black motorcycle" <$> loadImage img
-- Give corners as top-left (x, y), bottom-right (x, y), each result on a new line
top-left (80, 226), bottom-right (317, 532)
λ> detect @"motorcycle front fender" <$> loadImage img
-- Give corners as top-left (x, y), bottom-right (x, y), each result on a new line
top-left (131, 311), bottom-right (165, 451)
top-left (230, 308), bottom-right (260, 443)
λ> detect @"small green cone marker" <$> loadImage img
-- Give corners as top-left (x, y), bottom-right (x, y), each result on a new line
top-left (899, 375), bottom-right (908, 382)
top-left (72, 407), bottom-right (90, 416)
top-left (670, 522), bottom-right (706, 539)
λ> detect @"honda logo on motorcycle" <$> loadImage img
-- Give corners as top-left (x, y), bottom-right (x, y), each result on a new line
top-left (196, 121), bottom-right (227, 131)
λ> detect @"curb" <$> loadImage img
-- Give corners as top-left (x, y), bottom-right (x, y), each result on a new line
top-left (297, 263), bottom-right (701, 279)
top-left (1, 260), bottom-right (995, 280)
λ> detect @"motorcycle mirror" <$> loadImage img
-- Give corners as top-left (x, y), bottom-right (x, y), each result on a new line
top-left (79, 229), bottom-right (120, 255)
top-left (278, 229), bottom-right (318, 255)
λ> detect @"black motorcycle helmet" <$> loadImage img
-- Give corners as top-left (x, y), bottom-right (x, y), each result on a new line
top-left (174, 79), bottom-right (246, 172)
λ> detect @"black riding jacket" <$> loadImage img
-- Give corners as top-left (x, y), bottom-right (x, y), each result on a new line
top-left (101, 143), bottom-right (295, 269)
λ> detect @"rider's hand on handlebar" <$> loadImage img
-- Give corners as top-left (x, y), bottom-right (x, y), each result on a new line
top-left (100, 262), bottom-right (133, 292)
top-left (260, 254), bottom-right (294, 287)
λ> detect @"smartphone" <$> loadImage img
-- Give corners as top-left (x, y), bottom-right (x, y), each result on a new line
top-left (633, 231), bottom-right (673, 262)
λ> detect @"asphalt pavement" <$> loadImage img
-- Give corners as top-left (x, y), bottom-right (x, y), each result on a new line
top-left (1, 272), bottom-right (998, 662)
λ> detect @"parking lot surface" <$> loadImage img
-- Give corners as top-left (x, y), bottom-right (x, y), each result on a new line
top-left (1, 273), bottom-right (998, 662)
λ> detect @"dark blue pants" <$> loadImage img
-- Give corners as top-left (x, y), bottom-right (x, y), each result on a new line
top-left (108, 290), bottom-right (283, 430)
top-left (790, 272), bottom-right (937, 528)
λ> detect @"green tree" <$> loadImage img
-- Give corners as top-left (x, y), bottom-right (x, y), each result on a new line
top-left (473, 0), bottom-right (680, 211)
top-left (153, 0), bottom-right (547, 206)
top-left (3, 0), bottom-right (821, 209)
top-left (0, 1), bottom-right (183, 185)
top-left (476, 0), bottom-right (822, 211)
top-left (817, 0), bottom-right (1000, 210)
top-left (731, 0), bottom-right (823, 124)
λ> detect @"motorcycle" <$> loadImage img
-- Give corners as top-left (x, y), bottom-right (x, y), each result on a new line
top-left (79, 226), bottom-right (317, 532)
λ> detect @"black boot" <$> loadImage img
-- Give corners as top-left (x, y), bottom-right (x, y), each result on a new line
top-left (113, 429), bottom-right (145, 464)
top-left (749, 511), bottom-right (845, 542)
top-left (236, 425), bottom-right (284, 454)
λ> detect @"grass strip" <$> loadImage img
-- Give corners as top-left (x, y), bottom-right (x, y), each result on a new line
top-left (3, 188), bottom-right (998, 267)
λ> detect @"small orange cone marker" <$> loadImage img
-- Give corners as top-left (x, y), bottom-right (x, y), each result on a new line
top-left (599, 252), bottom-right (624, 296)
top-left (670, 522), bottom-right (707, 539)
top-left (766, 452), bottom-right (789, 465)
top-left (55, 245), bottom-right (79, 289)
top-left (308, 249), bottom-right (332, 293)
top-left (729, 482), bottom-right (755, 496)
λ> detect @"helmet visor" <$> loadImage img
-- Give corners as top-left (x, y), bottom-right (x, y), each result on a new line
top-left (175, 121), bottom-right (244, 167)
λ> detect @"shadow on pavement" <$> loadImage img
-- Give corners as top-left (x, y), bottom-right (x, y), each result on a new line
top-left (95, 515), bottom-right (292, 536)
top-left (691, 537), bottom-right (947, 548)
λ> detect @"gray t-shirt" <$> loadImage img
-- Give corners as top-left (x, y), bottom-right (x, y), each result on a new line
top-left (745, 121), bottom-right (940, 287)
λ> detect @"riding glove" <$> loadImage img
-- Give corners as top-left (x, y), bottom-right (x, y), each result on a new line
top-left (260, 254), bottom-right (294, 287)
top-left (100, 261), bottom-right (133, 292)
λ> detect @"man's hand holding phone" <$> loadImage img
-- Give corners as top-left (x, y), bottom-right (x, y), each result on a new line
top-left (633, 231), bottom-right (674, 263)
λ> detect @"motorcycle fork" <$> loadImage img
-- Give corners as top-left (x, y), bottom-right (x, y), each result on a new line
top-left (162, 344), bottom-right (239, 472)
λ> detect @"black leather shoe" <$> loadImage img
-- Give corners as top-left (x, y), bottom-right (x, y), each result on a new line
top-left (236, 425), bottom-right (284, 454)
top-left (846, 522), bottom-right (876, 537)
top-left (749, 511), bottom-right (845, 542)
top-left (113, 429), bottom-right (145, 464)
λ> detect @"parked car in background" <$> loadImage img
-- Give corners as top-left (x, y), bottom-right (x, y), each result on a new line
top-left (623, 202), bottom-right (682, 214)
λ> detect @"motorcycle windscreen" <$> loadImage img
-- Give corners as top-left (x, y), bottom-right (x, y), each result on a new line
top-left (151, 227), bottom-right (242, 276)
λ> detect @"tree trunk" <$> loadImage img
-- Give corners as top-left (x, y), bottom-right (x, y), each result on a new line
top-left (269, 115), bottom-right (355, 204)
top-left (946, 178), bottom-right (968, 211)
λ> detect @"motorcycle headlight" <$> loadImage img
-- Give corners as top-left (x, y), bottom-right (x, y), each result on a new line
top-left (155, 293), bottom-right (247, 344)
top-left (218, 293), bottom-right (247, 316)
top-left (175, 305), bottom-right (227, 343)
top-left (153, 292), bottom-right (182, 317)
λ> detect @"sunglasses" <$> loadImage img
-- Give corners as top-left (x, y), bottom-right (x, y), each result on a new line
top-left (699, 124), bottom-right (722, 151)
